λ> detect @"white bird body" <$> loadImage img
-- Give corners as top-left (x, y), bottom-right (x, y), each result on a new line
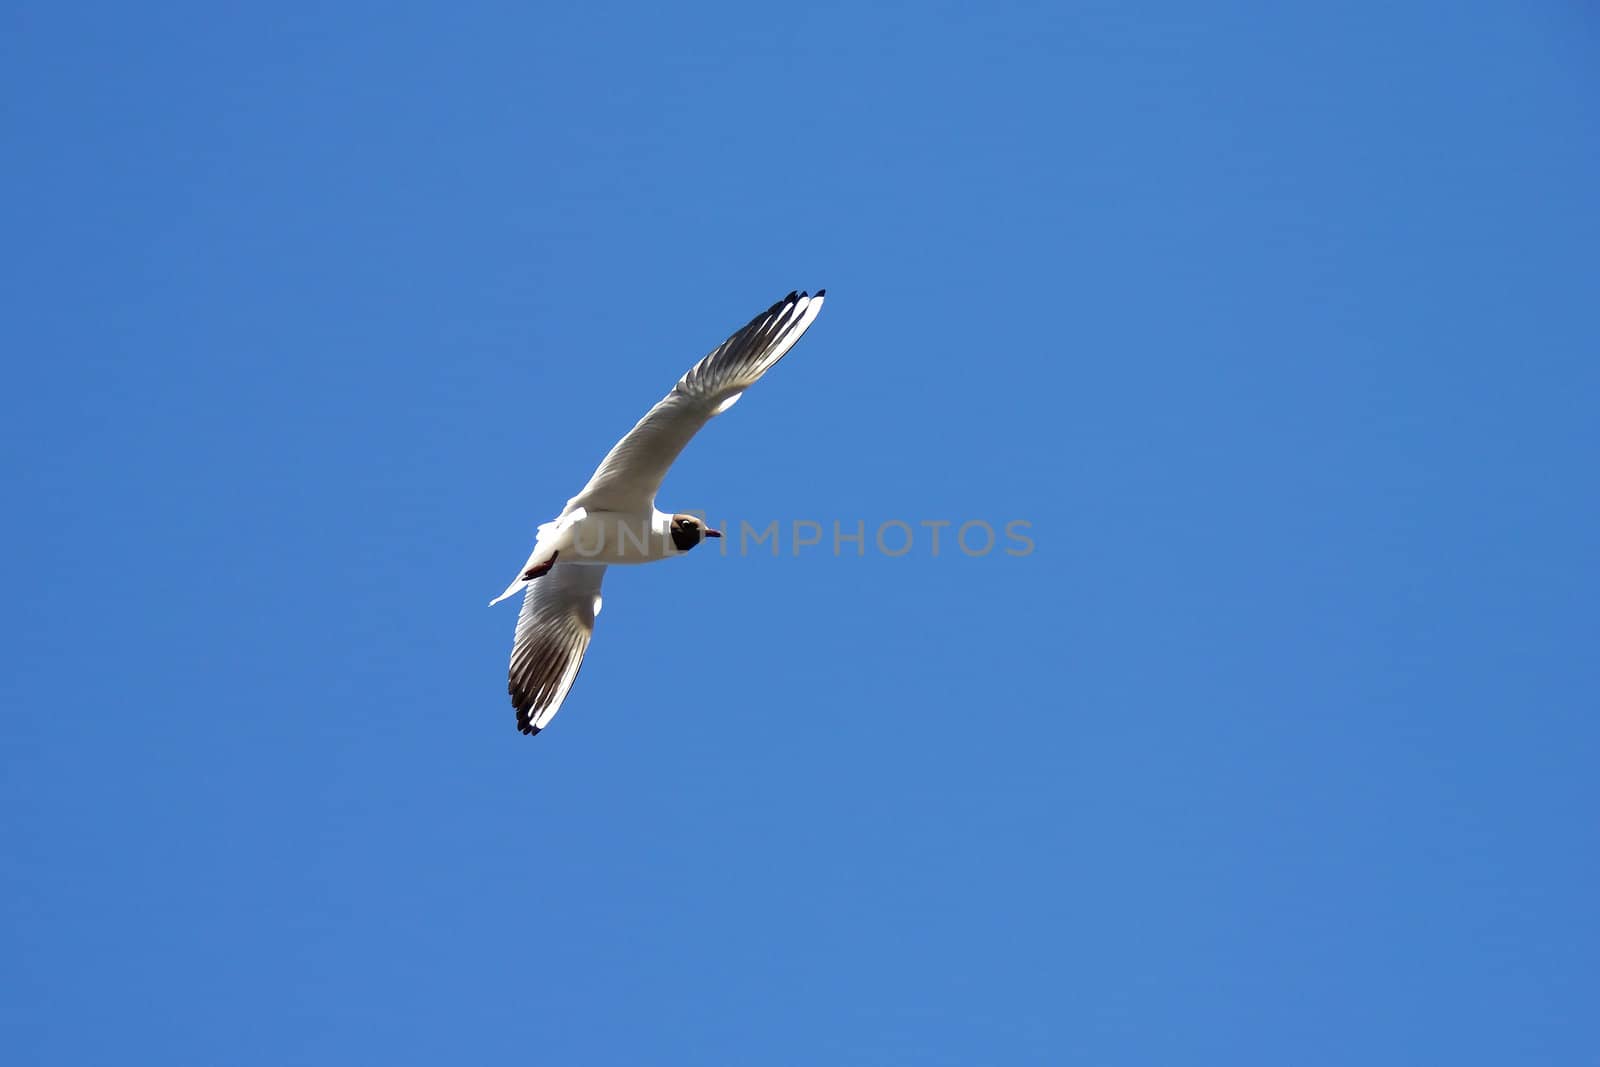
top-left (490, 508), bottom-right (704, 606)
top-left (490, 290), bottom-right (826, 735)
top-left (562, 508), bottom-right (684, 565)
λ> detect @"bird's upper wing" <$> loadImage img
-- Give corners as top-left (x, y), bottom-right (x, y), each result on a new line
top-left (564, 290), bottom-right (825, 514)
top-left (508, 562), bottom-right (607, 735)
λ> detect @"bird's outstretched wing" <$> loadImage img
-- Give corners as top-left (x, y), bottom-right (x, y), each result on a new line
top-left (565, 290), bottom-right (825, 514)
top-left (508, 563), bottom-right (607, 735)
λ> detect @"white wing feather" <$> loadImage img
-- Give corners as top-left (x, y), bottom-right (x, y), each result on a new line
top-left (564, 290), bottom-right (825, 514)
top-left (507, 563), bottom-right (607, 735)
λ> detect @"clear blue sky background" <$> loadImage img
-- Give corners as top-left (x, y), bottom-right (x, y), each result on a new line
top-left (3, 2), bottom-right (1596, 1063)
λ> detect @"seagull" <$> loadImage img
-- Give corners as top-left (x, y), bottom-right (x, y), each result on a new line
top-left (490, 289), bottom-right (827, 736)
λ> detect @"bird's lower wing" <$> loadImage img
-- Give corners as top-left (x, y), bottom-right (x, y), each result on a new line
top-left (508, 563), bottom-right (607, 735)
top-left (565, 290), bottom-right (825, 514)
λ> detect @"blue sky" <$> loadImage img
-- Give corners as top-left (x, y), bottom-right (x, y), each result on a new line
top-left (3, 1), bottom-right (1597, 1063)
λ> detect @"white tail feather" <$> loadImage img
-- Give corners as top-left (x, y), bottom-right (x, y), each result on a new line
top-left (489, 509), bottom-right (587, 607)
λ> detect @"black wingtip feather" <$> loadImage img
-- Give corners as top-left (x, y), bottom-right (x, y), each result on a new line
top-left (512, 684), bottom-right (543, 735)
top-left (515, 707), bottom-right (542, 736)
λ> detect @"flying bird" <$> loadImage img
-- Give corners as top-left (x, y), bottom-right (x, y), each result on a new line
top-left (490, 290), bottom-right (827, 735)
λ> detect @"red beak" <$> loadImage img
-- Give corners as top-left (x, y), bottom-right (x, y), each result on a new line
top-left (705, 527), bottom-right (723, 538)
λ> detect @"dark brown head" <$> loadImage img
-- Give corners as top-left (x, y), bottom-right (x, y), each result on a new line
top-left (668, 513), bottom-right (723, 552)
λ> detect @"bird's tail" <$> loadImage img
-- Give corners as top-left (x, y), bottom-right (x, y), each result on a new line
top-left (488, 508), bottom-right (587, 606)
